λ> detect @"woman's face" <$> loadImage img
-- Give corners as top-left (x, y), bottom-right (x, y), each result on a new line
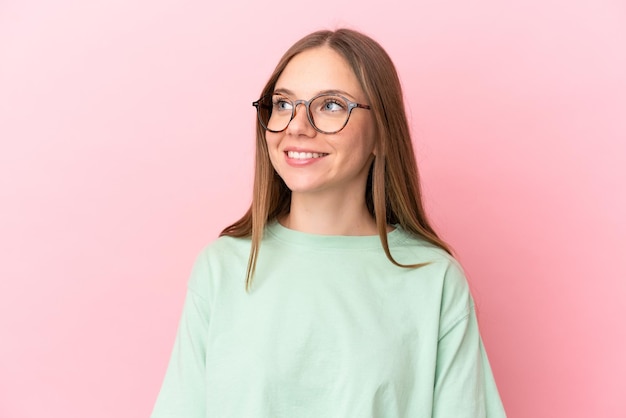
top-left (265, 46), bottom-right (376, 200)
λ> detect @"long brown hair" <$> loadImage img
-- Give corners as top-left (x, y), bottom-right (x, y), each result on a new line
top-left (221, 28), bottom-right (452, 290)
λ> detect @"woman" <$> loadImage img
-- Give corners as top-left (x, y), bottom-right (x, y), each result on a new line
top-left (152, 28), bottom-right (506, 418)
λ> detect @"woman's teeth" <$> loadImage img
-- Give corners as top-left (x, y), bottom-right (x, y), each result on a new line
top-left (287, 151), bottom-right (327, 159)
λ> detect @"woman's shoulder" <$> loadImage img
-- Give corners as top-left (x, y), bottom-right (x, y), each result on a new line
top-left (194, 232), bottom-right (251, 262)
top-left (185, 234), bottom-right (251, 298)
top-left (391, 227), bottom-right (457, 266)
top-left (392, 228), bottom-right (470, 297)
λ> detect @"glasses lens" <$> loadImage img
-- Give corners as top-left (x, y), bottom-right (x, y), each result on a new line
top-left (257, 94), bottom-right (292, 132)
top-left (309, 95), bottom-right (350, 133)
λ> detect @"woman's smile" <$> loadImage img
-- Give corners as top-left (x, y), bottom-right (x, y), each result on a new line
top-left (286, 151), bottom-right (328, 160)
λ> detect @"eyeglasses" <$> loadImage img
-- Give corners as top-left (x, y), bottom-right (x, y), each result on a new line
top-left (252, 93), bottom-right (371, 134)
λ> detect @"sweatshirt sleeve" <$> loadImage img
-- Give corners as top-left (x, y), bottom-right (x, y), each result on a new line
top-left (432, 261), bottom-right (507, 418)
top-left (151, 253), bottom-right (211, 418)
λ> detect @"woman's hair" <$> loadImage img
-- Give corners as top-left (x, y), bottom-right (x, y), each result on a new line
top-left (221, 28), bottom-right (452, 290)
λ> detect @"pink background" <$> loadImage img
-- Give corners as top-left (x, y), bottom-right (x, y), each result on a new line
top-left (1, 0), bottom-right (625, 417)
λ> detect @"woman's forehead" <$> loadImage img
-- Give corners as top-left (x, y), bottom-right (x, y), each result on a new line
top-left (274, 47), bottom-right (364, 100)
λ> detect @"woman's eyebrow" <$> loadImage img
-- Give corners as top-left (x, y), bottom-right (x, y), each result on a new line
top-left (273, 88), bottom-right (294, 96)
top-left (273, 87), bottom-right (357, 100)
top-left (319, 89), bottom-right (356, 99)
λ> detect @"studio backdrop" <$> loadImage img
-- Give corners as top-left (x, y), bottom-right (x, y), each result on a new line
top-left (1, 1), bottom-right (624, 417)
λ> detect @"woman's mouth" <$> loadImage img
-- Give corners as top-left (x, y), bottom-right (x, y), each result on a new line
top-left (286, 151), bottom-right (328, 160)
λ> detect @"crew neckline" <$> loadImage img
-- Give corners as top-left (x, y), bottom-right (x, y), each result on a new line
top-left (265, 221), bottom-right (407, 250)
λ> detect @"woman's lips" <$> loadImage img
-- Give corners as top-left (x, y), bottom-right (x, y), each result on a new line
top-left (284, 150), bottom-right (329, 166)
top-left (286, 151), bottom-right (328, 159)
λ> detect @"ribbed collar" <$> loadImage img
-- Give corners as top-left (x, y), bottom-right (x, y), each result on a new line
top-left (265, 221), bottom-right (408, 250)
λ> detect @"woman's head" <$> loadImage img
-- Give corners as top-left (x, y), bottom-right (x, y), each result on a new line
top-left (260, 45), bottom-right (377, 203)
top-left (222, 28), bottom-right (451, 288)
top-left (253, 29), bottom-right (417, 218)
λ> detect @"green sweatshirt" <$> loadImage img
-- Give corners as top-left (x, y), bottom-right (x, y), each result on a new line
top-left (152, 222), bottom-right (506, 417)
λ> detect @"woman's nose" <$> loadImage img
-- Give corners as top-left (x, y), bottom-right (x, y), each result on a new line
top-left (286, 102), bottom-right (316, 136)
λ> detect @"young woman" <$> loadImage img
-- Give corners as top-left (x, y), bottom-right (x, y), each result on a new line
top-left (152, 28), bottom-right (506, 418)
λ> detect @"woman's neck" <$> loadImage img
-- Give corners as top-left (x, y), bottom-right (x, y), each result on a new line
top-left (280, 191), bottom-right (378, 236)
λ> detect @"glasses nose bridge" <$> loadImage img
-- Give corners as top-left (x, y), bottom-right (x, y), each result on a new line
top-left (291, 99), bottom-right (309, 114)
top-left (289, 98), bottom-right (313, 124)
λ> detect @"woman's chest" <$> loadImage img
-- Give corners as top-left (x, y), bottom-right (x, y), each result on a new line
top-left (203, 270), bottom-right (442, 414)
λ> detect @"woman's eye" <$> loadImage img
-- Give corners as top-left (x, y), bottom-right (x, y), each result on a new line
top-left (320, 98), bottom-right (346, 112)
top-left (272, 97), bottom-right (292, 111)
